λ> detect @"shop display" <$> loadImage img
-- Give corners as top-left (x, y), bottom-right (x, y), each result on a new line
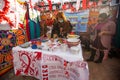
top-left (0, 0), bottom-right (119, 79)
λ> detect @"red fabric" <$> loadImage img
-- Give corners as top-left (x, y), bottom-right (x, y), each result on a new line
top-left (25, 12), bottom-right (30, 41)
top-left (82, 0), bottom-right (87, 9)
top-left (46, 19), bottom-right (54, 26)
top-left (62, 4), bottom-right (67, 10)
top-left (47, 0), bottom-right (52, 10)
top-left (40, 1), bottom-right (44, 6)
top-left (29, 0), bottom-right (32, 8)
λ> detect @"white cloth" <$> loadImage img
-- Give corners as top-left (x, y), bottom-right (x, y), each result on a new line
top-left (12, 43), bottom-right (89, 80)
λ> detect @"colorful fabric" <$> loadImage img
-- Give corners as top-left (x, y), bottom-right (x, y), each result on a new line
top-left (0, 51), bottom-right (13, 75)
top-left (13, 28), bottom-right (26, 46)
top-left (24, 3), bottom-right (30, 41)
top-left (0, 30), bottom-right (16, 53)
top-left (29, 19), bottom-right (36, 40)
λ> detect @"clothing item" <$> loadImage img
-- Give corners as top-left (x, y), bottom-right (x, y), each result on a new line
top-left (94, 51), bottom-right (104, 63)
top-left (51, 21), bottom-right (72, 38)
top-left (92, 30), bottom-right (107, 50)
top-left (86, 48), bottom-right (96, 61)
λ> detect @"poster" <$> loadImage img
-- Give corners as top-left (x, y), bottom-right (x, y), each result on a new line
top-left (64, 10), bottom-right (89, 32)
top-left (13, 50), bottom-right (89, 80)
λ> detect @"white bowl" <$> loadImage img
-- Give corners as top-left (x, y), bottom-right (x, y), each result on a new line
top-left (67, 38), bottom-right (80, 43)
top-left (67, 38), bottom-right (80, 47)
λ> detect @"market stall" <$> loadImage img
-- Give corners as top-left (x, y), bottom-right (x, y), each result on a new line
top-left (0, 0), bottom-right (119, 78)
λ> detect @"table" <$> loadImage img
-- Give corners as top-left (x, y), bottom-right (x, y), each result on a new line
top-left (12, 42), bottom-right (89, 80)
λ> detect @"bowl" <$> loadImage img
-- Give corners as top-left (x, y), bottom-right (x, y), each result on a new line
top-left (67, 38), bottom-right (80, 47)
top-left (67, 34), bottom-right (80, 39)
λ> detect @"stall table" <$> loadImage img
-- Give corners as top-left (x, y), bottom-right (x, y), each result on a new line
top-left (12, 41), bottom-right (89, 80)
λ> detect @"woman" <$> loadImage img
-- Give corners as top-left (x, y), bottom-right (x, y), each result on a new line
top-left (40, 14), bottom-right (48, 37)
top-left (51, 12), bottom-right (73, 38)
top-left (86, 13), bottom-right (116, 63)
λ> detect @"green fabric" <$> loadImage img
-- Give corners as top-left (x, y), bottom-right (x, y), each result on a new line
top-left (36, 16), bottom-right (41, 38)
top-left (29, 19), bottom-right (35, 40)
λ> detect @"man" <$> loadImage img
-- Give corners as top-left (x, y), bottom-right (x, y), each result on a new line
top-left (86, 13), bottom-right (116, 63)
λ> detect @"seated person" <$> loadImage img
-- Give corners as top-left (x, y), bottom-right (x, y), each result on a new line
top-left (51, 12), bottom-right (73, 38)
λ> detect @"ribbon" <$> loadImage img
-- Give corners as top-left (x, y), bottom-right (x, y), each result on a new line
top-left (62, 4), bottom-right (67, 10)
top-left (47, 0), bottom-right (52, 10)
top-left (29, 0), bottom-right (32, 8)
top-left (20, 52), bottom-right (34, 75)
top-left (0, 0), bottom-right (14, 28)
top-left (82, 0), bottom-right (87, 9)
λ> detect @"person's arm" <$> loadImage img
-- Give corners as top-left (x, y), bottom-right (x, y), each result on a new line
top-left (51, 22), bottom-right (59, 38)
top-left (68, 21), bottom-right (73, 33)
top-left (100, 21), bottom-right (116, 36)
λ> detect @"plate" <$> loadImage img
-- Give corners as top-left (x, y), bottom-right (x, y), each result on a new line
top-left (19, 42), bottom-right (30, 48)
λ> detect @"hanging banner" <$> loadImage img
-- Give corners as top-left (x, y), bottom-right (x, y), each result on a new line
top-left (64, 10), bottom-right (89, 32)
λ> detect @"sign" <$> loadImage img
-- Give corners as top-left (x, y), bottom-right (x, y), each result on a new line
top-left (64, 10), bottom-right (89, 32)
top-left (13, 50), bottom-right (89, 80)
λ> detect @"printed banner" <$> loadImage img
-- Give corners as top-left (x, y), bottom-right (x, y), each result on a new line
top-left (41, 54), bottom-right (89, 80)
top-left (64, 10), bottom-right (89, 32)
top-left (13, 50), bottom-right (89, 80)
top-left (13, 50), bottom-right (42, 79)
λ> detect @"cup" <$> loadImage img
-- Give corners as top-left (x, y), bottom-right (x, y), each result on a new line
top-left (31, 44), bottom-right (37, 49)
top-left (61, 44), bottom-right (68, 52)
top-left (70, 46), bottom-right (80, 54)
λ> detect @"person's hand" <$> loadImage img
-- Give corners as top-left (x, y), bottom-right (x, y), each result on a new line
top-left (53, 34), bottom-right (58, 39)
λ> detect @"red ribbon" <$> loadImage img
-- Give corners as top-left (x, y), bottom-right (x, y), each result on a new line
top-left (29, 0), bottom-right (32, 8)
top-left (82, 0), bottom-right (87, 9)
top-left (20, 52), bottom-right (34, 75)
top-left (62, 4), bottom-right (67, 10)
top-left (0, 0), bottom-right (14, 28)
top-left (47, 0), bottom-right (52, 10)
